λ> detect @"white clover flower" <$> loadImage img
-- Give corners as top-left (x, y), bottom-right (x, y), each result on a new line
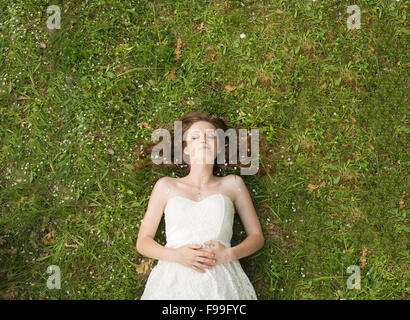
top-left (240, 33), bottom-right (246, 39)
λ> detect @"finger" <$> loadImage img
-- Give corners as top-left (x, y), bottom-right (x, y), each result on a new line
top-left (190, 244), bottom-right (202, 249)
top-left (192, 264), bottom-right (206, 273)
top-left (191, 265), bottom-right (204, 273)
top-left (195, 262), bottom-right (212, 270)
top-left (196, 248), bottom-right (215, 257)
top-left (197, 257), bottom-right (214, 266)
top-left (196, 249), bottom-right (213, 256)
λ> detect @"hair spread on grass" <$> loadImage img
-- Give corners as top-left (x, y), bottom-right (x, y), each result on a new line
top-left (134, 109), bottom-right (268, 176)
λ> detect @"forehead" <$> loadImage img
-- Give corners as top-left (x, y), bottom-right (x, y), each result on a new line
top-left (187, 121), bottom-right (216, 133)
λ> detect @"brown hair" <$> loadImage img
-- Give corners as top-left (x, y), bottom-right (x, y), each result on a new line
top-left (134, 110), bottom-right (268, 176)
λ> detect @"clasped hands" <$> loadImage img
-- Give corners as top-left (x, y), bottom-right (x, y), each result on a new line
top-left (173, 240), bottom-right (232, 274)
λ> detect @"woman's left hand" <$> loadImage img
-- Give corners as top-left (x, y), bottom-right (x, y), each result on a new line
top-left (202, 240), bottom-right (232, 265)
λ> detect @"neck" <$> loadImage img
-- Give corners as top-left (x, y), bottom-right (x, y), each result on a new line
top-left (185, 163), bottom-right (214, 188)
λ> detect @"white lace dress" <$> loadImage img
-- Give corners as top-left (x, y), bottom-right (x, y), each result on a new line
top-left (140, 193), bottom-right (258, 300)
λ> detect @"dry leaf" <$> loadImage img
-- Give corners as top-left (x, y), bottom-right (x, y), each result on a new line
top-left (198, 22), bottom-right (206, 33)
top-left (360, 248), bottom-right (368, 269)
top-left (43, 230), bottom-right (56, 246)
top-left (225, 85), bottom-right (237, 92)
top-left (398, 191), bottom-right (405, 209)
top-left (276, 9), bottom-right (283, 14)
top-left (160, 40), bottom-right (168, 45)
top-left (368, 143), bottom-right (374, 150)
top-left (72, 67), bottom-right (76, 73)
top-left (166, 67), bottom-right (176, 80)
top-left (65, 243), bottom-right (78, 248)
top-left (107, 148), bottom-right (114, 155)
top-left (211, 53), bottom-right (217, 61)
top-left (39, 42), bottom-right (46, 49)
top-left (86, 83), bottom-right (91, 90)
top-left (136, 259), bottom-right (154, 274)
top-left (174, 38), bottom-right (182, 61)
top-left (138, 122), bottom-right (151, 129)
top-left (307, 182), bottom-right (325, 190)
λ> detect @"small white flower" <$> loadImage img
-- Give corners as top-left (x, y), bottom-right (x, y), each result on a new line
top-left (240, 33), bottom-right (246, 39)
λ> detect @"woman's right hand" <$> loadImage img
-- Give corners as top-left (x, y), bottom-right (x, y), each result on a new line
top-left (173, 244), bottom-right (216, 273)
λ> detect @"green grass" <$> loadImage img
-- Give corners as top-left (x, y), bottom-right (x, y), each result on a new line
top-left (0, 0), bottom-right (408, 300)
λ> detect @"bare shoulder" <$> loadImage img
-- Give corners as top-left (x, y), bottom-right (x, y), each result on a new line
top-left (221, 174), bottom-right (247, 201)
top-left (153, 176), bottom-right (175, 193)
top-left (223, 174), bottom-right (245, 187)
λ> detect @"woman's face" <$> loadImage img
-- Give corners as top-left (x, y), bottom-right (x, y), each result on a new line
top-left (183, 121), bottom-right (218, 165)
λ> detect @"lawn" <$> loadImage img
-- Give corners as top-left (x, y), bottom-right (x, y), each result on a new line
top-left (0, 0), bottom-right (408, 299)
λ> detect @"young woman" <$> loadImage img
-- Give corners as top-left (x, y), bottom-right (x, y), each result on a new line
top-left (136, 110), bottom-right (264, 299)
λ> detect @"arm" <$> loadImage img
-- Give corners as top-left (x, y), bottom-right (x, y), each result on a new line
top-left (227, 174), bottom-right (264, 262)
top-left (136, 177), bottom-right (176, 263)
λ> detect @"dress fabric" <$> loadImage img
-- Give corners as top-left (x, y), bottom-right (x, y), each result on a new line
top-left (140, 193), bottom-right (258, 300)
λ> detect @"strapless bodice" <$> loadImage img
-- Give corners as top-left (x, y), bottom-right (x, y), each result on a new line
top-left (164, 193), bottom-right (235, 249)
